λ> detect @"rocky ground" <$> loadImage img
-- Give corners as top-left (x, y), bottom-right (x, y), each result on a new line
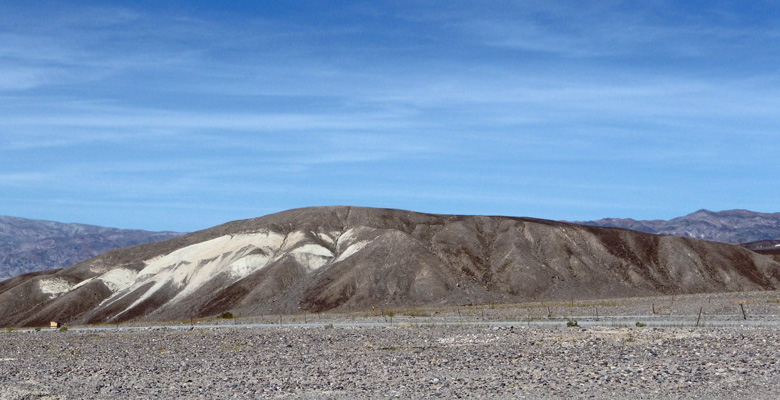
top-left (3, 291), bottom-right (780, 399)
top-left (2, 320), bottom-right (780, 399)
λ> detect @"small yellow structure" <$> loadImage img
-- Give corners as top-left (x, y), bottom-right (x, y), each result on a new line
top-left (50, 321), bottom-right (60, 329)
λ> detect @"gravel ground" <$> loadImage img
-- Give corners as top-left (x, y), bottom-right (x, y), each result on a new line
top-left (2, 323), bottom-right (780, 399)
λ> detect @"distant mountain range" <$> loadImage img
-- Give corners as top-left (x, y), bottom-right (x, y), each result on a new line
top-left (0, 216), bottom-right (183, 281)
top-left (575, 209), bottom-right (780, 245)
top-left (2, 206), bottom-right (779, 327)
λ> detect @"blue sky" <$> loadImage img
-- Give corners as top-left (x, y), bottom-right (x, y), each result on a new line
top-left (1, 1), bottom-right (779, 232)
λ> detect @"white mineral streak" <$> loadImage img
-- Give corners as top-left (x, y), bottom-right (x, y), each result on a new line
top-left (72, 268), bottom-right (137, 293)
top-left (315, 231), bottom-right (336, 245)
top-left (336, 228), bottom-right (357, 252)
top-left (334, 241), bottom-right (369, 263)
top-left (290, 244), bottom-right (333, 270)
top-left (228, 254), bottom-right (271, 279)
top-left (103, 231), bottom-right (285, 316)
top-left (334, 227), bottom-right (374, 262)
top-left (279, 230), bottom-right (307, 253)
top-left (70, 278), bottom-right (95, 291)
top-left (37, 278), bottom-right (72, 298)
top-left (98, 268), bottom-right (138, 292)
top-left (97, 228), bottom-right (370, 318)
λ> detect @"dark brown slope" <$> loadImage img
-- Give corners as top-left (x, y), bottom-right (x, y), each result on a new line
top-left (2, 206), bottom-right (779, 327)
top-left (744, 240), bottom-right (780, 263)
top-left (743, 239), bottom-right (780, 252)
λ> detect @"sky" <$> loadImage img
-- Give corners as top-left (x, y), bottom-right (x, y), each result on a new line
top-left (1, 1), bottom-right (779, 232)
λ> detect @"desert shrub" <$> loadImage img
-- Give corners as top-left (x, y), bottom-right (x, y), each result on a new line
top-left (219, 311), bottom-right (235, 319)
top-left (59, 326), bottom-right (68, 332)
top-left (34, 327), bottom-right (41, 332)
top-left (402, 308), bottom-right (428, 317)
top-left (567, 320), bottom-right (579, 327)
top-left (635, 321), bottom-right (647, 327)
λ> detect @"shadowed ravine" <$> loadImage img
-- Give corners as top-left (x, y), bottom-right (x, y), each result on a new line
top-left (2, 206), bottom-right (779, 327)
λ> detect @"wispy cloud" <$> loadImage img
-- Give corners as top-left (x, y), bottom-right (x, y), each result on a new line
top-left (0, 172), bottom-right (50, 185)
top-left (1, 2), bottom-right (779, 230)
top-left (443, 1), bottom-right (780, 61)
top-left (1, 110), bottom-right (408, 131)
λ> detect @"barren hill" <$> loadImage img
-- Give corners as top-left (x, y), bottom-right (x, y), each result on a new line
top-left (2, 206), bottom-right (779, 327)
top-left (0, 216), bottom-right (183, 280)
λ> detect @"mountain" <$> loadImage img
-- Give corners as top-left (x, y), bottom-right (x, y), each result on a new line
top-left (0, 216), bottom-right (183, 280)
top-left (577, 209), bottom-right (780, 244)
top-left (1, 206), bottom-right (779, 327)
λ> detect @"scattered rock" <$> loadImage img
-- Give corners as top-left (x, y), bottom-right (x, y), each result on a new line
top-left (2, 325), bottom-right (779, 398)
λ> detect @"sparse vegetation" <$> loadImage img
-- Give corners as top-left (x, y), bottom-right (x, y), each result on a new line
top-left (635, 321), bottom-right (647, 327)
top-left (218, 311), bottom-right (235, 319)
top-left (59, 326), bottom-right (68, 332)
top-left (401, 308), bottom-right (428, 317)
top-left (567, 320), bottom-right (579, 327)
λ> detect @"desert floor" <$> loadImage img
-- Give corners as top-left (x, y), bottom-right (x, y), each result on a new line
top-left (2, 290), bottom-right (780, 399)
